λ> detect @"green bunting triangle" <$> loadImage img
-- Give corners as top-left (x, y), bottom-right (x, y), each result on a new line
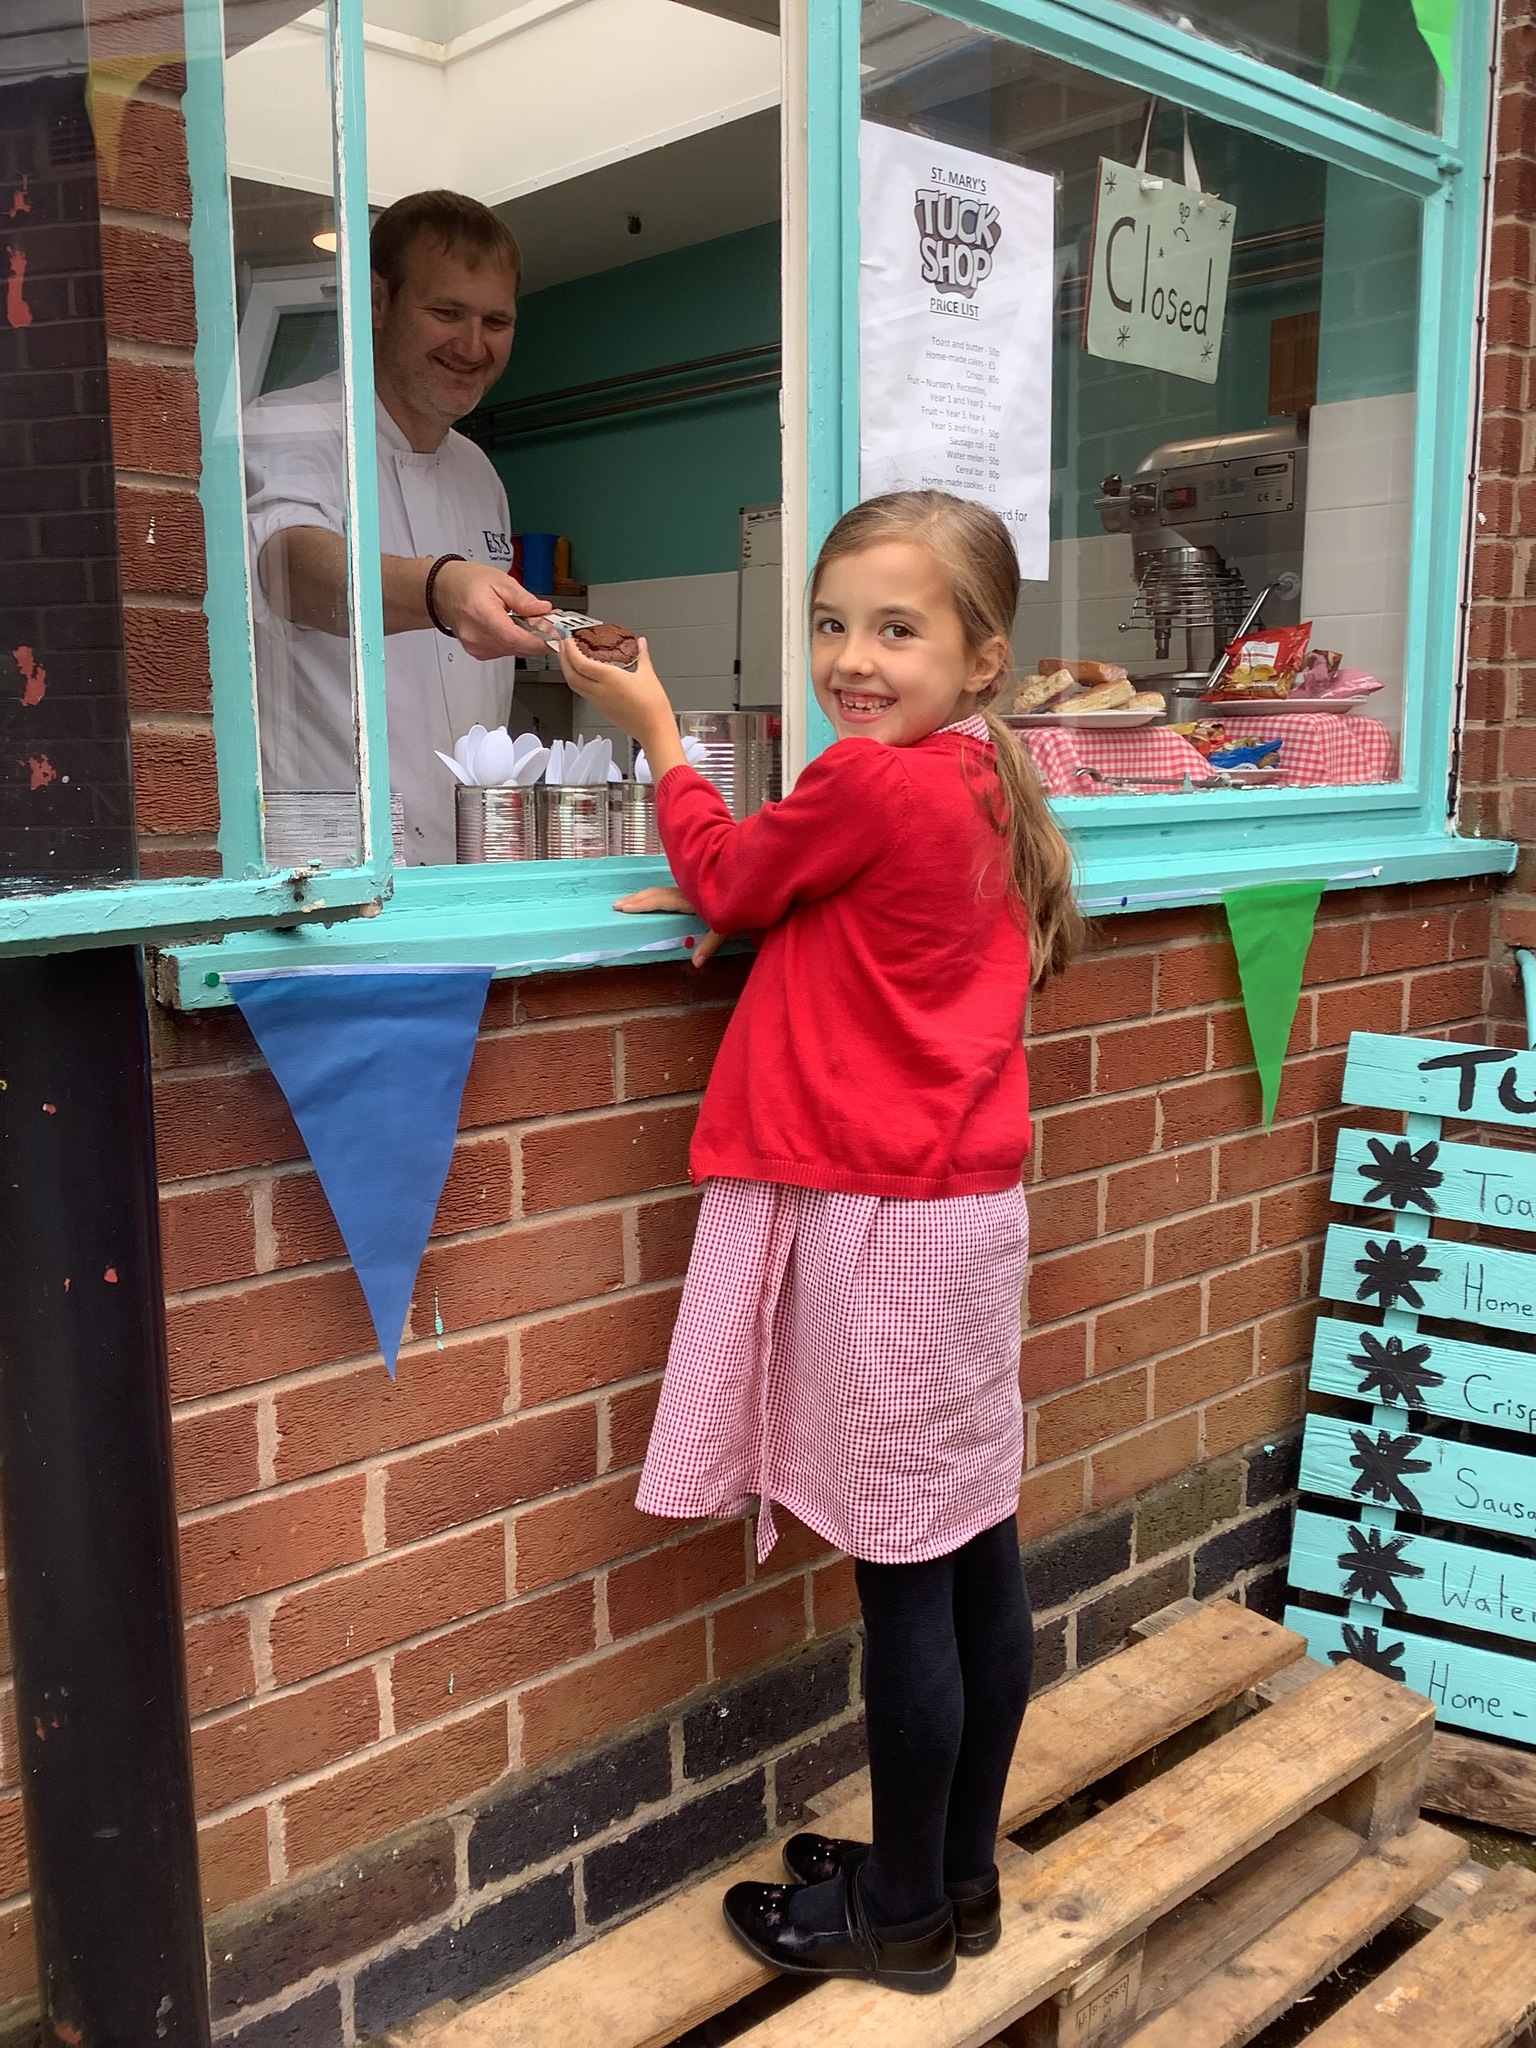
top-left (1410, 0), bottom-right (1456, 83)
top-left (1222, 881), bottom-right (1324, 1128)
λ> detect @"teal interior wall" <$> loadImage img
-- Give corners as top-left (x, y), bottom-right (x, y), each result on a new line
top-left (482, 224), bottom-right (781, 585)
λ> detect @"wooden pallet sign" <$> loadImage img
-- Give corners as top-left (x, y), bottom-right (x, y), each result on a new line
top-left (1284, 1029), bottom-right (1536, 1746)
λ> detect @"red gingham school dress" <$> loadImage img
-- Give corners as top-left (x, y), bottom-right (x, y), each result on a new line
top-left (636, 1176), bottom-right (1030, 1566)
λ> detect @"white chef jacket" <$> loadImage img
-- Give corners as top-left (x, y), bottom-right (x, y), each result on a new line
top-left (245, 370), bottom-right (528, 866)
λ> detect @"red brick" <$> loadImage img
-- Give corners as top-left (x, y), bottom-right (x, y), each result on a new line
top-left (173, 1402), bottom-right (261, 1513)
top-left (1019, 1320), bottom-right (1088, 1401)
top-left (1095, 1015), bottom-right (1207, 1094)
top-left (199, 1808), bottom-right (270, 1916)
top-left (1028, 1033), bottom-right (1092, 1110)
top-left (1036, 1095), bottom-right (1158, 1179)
top-left (1273, 1049), bottom-right (1346, 1123)
top-left (1203, 1370), bottom-right (1305, 1457)
top-left (1028, 1176), bottom-right (1099, 1256)
top-left (1105, 1150), bottom-right (1212, 1234)
top-left (1216, 1123), bottom-right (1315, 1201)
top-left (274, 1337), bottom-right (510, 1487)
top-left (608, 1378), bottom-right (663, 1468)
top-left (621, 1008), bottom-right (731, 1100)
top-left (0, 1796), bottom-right (25, 1901)
top-left (759, 1511), bottom-right (837, 1576)
top-left (116, 482), bottom-right (205, 598)
top-left (1156, 941), bottom-right (1242, 1011)
top-left (1158, 1072), bottom-right (1261, 1149)
top-left (1301, 919), bottom-right (1366, 987)
top-left (607, 1525), bottom-right (748, 1638)
top-left (520, 1105), bottom-right (696, 1213)
top-left (460, 1024), bottom-right (615, 1127)
top-left (1314, 976), bottom-right (1405, 1048)
top-left (159, 1183), bottom-right (255, 1292)
top-left (154, 1067), bottom-right (301, 1181)
top-left (713, 1579), bottom-right (808, 1680)
top-left (282, 1707), bottom-right (507, 1874)
top-left (391, 1582), bottom-right (596, 1731)
top-left (1208, 999), bottom-right (1307, 1072)
top-left (412, 1211), bottom-right (625, 1339)
top-left (516, 964), bottom-right (692, 1021)
top-left (109, 356), bottom-right (199, 477)
top-left (186, 1612), bottom-right (256, 1718)
top-left (271, 1139), bottom-right (514, 1269)
top-left (1256, 1305), bottom-right (1318, 1373)
top-left (132, 723), bottom-right (219, 835)
top-left (1152, 1201), bottom-right (1254, 1287)
top-left (269, 1525), bottom-right (506, 1688)
top-left (812, 1558), bottom-right (861, 1634)
top-left (1153, 1330), bottom-right (1254, 1414)
top-left (1028, 1233), bottom-right (1146, 1324)
top-left (1090, 1414), bottom-right (1201, 1511)
top-left (123, 602), bottom-right (211, 715)
top-left (101, 225), bottom-right (196, 346)
top-left (1094, 1283), bottom-right (1202, 1372)
top-left (519, 1285), bottom-right (682, 1406)
top-left (94, 92), bottom-right (191, 216)
top-left (1364, 911), bottom-right (1454, 976)
top-left (385, 1405), bottom-right (597, 1548)
top-left (1017, 1460), bottom-right (1086, 1539)
top-left (636, 1191), bottom-right (703, 1281)
top-left (1034, 1369), bottom-right (1148, 1462)
top-left (1257, 1177), bottom-right (1332, 1250)
top-left (518, 1622), bottom-right (708, 1769)
top-left (1207, 1249), bottom-right (1305, 1334)
top-left (192, 1669), bottom-right (378, 1815)
top-left (1408, 964), bottom-right (1486, 1032)
top-left (168, 1267), bottom-right (378, 1402)
top-left (180, 1476), bottom-right (367, 1615)
top-left (1030, 953), bottom-right (1155, 1035)
top-left (513, 1475), bottom-right (659, 1593)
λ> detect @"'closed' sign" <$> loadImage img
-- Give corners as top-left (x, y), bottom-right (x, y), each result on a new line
top-left (1083, 158), bottom-right (1236, 385)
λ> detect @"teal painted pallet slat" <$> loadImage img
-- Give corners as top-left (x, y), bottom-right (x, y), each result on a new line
top-left (1319, 1221), bottom-right (1536, 1336)
top-left (1309, 1316), bottom-right (1536, 1439)
top-left (1285, 1605), bottom-right (1536, 1744)
top-left (1344, 1031), bottom-right (1536, 1132)
top-left (1332, 1127), bottom-right (1536, 1233)
top-left (1299, 1412), bottom-right (1536, 1546)
top-left (1290, 1507), bottom-right (1536, 1652)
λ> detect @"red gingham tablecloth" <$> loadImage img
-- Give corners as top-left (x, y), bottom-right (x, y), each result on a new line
top-left (1019, 713), bottom-right (1396, 796)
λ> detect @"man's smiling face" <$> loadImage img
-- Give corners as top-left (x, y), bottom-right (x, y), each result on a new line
top-left (372, 235), bottom-right (517, 448)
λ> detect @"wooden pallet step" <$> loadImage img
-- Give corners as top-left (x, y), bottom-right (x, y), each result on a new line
top-left (1121, 1820), bottom-right (1464, 2048)
top-left (1303, 1859), bottom-right (1536, 2048)
top-left (388, 1601), bottom-right (1301, 2048)
top-left (728, 1656), bottom-right (1432, 2048)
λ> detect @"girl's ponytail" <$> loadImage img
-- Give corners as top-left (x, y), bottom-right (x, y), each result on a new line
top-left (812, 491), bottom-right (1084, 988)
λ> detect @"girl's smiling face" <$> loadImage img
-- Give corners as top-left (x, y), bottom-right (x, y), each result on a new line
top-left (810, 540), bottom-right (1008, 746)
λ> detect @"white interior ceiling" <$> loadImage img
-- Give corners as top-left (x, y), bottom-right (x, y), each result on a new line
top-left (223, 0), bottom-right (781, 210)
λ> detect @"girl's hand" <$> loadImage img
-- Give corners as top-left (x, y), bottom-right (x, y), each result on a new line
top-left (558, 635), bottom-right (675, 748)
top-left (614, 884), bottom-right (724, 968)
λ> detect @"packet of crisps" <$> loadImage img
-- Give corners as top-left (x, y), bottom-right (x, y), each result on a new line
top-left (1209, 622), bottom-right (1312, 697)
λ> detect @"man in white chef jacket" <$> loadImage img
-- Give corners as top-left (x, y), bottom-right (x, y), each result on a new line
top-left (245, 190), bottom-right (551, 866)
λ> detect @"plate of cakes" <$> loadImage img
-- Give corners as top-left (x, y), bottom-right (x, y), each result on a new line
top-left (1000, 660), bottom-right (1164, 729)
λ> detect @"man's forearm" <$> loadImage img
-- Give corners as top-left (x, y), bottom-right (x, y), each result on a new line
top-left (259, 527), bottom-right (437, 637)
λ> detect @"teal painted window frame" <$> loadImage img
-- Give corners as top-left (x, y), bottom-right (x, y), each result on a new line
top-left (0, 0), bottom-right (394, 961)
top-left (158, 0), bottom-right (1517, 1007)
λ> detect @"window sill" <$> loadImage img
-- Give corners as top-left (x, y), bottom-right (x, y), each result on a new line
top-left (155, 829), bottom-right (1516, 1010)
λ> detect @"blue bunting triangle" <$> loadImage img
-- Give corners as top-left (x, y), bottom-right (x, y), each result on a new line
top-left (227, 965), bottom-right (493, 1375)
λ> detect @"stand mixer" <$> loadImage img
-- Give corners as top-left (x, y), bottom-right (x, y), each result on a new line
top-left (1095, 423), bottom-right (1308, 715)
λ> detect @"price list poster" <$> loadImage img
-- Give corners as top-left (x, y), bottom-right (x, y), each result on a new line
top-left (858, 123), bottom-right (1054, 578)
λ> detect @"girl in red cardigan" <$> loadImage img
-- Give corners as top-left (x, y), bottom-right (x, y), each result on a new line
top-left (560, 491), bottom-right (1080, 1996)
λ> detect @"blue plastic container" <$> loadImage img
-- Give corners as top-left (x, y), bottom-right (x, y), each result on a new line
top-left (518, 531), bottom-right (558, 595)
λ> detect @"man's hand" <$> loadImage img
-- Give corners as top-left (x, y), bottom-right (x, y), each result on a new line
top-left (428, 558), bottom-right (552, 659)
top-left (615, 884), bottom-right (724, 968)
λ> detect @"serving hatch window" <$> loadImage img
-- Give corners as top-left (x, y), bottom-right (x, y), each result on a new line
top-left (859, 0), bottom-right (1425, 805)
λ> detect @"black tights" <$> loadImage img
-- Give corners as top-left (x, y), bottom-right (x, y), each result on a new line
top-left (854, 1514), bottom-right (1033, 1929)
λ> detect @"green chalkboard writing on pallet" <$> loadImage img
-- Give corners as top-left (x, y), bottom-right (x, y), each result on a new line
top-left (1284, 1030), bottom-right (1536, 1745)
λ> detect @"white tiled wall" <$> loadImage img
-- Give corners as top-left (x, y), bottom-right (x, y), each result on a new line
top-left (575, 572), bottom-right (740, 764)
top-left (1299, 392), bottom-right (1414, 735)
top-left (1010, 535), bottom-right (1161, 677)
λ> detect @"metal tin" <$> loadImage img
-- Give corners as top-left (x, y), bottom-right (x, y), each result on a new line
top-left (676, 712), bottom-right (781, 820)
top-left (264, 791), bottom-right (406, 866)
top-left (613, 781), bottom-right (660, 856)
top-left (544, 785), bottom-right (610, 860)
top-left (455, 784), bottom-right (542, 862)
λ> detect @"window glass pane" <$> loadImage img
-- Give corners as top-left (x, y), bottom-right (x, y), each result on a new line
top-left (226, 0), bottom-right (784, 870)
top-left (1115, 0), bottom-right (1442, 133)
top-left (861, 0), bottom-right (1420, 803)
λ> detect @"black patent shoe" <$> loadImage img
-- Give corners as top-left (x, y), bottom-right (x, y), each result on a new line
top-left (722, 1855), bottom-right (956, 1994)
top-left (782, 1834), bottom-right (1001, 1957)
